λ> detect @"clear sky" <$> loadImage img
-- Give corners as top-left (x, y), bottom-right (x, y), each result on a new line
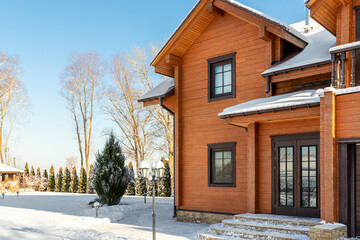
top-left (0, 0), bottom-right (307, 171)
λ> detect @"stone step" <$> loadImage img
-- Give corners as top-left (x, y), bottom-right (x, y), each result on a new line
top-left (234, 213), bottom-right (321, 227)
top-left (198, 232), bottom-right (248, 240)
top-left (222, 219), bottom-right (310, 236)
top-left (209, 224), bottom-right (309, 240)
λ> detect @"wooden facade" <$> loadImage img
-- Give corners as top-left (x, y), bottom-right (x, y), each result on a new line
top-left (142, 0), bottom-right (360, 237)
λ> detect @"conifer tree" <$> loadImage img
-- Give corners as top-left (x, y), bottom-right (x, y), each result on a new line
top-left (48, 165), bottom-right (56, 191)
top-left (24, 162), bottom-right (29, 176)
top-left (62, 167), bottom-right (71, 192)
top-left (78, 166), bottom-right (87, 193)
top-left (56, 167), bottom-right (63, 192)
top-left (135, 169), bottom-right (146, 196)
top-left (87, 164), bottom-right (95, 194)
top-left (43, 169), bottom-right (48, 191)
top-left (125, 165), bottom-right (135, 195)
top-left (70, 167), bottom-right (79, 193)
top-left (92, 133), bottom-right (130, 205)
top-left (31, 166), bottom-right (35, 176)
top-left (36, 167), bottom-right (41, 177)
top-left (43, 169), bottom-right (48, 179)
top-left (147, 180), bottom-right (158, 197)
top-left (159, 162), bottom-right (171, 197)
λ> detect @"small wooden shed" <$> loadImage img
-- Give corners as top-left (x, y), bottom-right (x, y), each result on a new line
top-left (0, 163), bottom-right (23, 185)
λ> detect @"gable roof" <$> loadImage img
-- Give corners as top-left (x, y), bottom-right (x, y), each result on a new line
top-left (138, 78), bottom-right (174, 102)
top-left (262, 18), bottom-right (335, 76)
top-left (151, 0), bottom-right (309, 78)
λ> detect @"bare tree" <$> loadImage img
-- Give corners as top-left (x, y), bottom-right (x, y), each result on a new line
top-left (61, 52), bottom-right (104, 176)
top-left (128, 47), bottom-right (174, 174)
top-left (66, 156), bottom-right (79, 169)
top-left (103, 55), bottom-right (154, 173)
top-left (0, 53), bottom-right (28, 164)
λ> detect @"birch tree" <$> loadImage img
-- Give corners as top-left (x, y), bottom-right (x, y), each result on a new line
top-left (103, 55), bottom-right (154, 173)
top-left (0, 53), bottom-right (28, 164)
top-left (61, 52), bottom-right (104, 177)
top-left (128, 47), bottom-right (174, 174)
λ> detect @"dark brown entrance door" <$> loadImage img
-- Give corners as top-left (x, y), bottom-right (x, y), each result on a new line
top-left (271, 133), bottom-right (320, 218)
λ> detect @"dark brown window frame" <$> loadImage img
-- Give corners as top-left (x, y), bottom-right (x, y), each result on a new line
top-left (207, 142), bottom-right (236, 187)
top-left (207, 52), bottom-right (236, 102)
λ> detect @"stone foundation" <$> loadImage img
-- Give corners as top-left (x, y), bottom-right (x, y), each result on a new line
top-left (176, 210), bottom-right (233, 224)
top-left (309, 223), bottom-right (347, 240)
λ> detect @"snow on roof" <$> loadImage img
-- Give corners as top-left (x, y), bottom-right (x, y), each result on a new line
top-left (323, 86), bottom-right (360, 96)
top-left (329, 41), bottom-right (360, 53)
top-left (225, 0), bottom-right (308, 44)
top-left (262, 19), bottom-right (335, 76)
top-left (218, 89), bottom-right (324, 118)
top-left (0, 163), bottom-right (24, 173)
top-left (138, 78), bottom-right (174, 102)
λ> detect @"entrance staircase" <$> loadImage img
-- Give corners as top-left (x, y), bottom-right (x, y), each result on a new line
top-left (198, 213), bottom-right (322, 240)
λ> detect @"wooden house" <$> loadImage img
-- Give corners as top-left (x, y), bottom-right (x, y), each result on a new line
top-left (139, 0), bottom-right (360, 237)
top-left (0, 163), bottom-right (23, 191)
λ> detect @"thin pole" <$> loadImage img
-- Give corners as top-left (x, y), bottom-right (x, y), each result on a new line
top-left (152, 176), bottom-right (156, 240)
top-left (144, 178), bottom-right (147, 204)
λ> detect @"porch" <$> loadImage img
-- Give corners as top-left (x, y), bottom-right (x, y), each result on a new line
top-left (198, 213), bottom-right (346, 240)
top-left (218, 86), bottom-right (360, 237)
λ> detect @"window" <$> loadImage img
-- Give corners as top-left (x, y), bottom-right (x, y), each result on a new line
top-left (208, 52), bottom-right (236, 101)
top-left (208, 142), bottom-right (236, 187)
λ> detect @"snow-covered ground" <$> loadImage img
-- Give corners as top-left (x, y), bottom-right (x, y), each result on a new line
top-left (0, 192), bottom-right (209, 239)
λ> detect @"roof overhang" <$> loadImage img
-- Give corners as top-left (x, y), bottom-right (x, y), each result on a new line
top-left (306, 0), bottom-right (338, 35)
top-left (138, 78), bottom-right (175, 104)
top-left (152, 0), bottom-right (308, 78)
top-left (219, 89), bottom-right (324, 119)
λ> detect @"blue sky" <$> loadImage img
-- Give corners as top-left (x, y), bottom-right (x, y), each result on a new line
top-left (0, 0), bottom-right (307, 171)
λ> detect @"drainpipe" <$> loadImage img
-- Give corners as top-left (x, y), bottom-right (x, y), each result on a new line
top-left (159, 97), bottom-right (176, 218)
top-left (265, 75), bottom-right (271, 95)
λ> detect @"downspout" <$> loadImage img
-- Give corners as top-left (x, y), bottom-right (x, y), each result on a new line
top-left (159, 96), bottom-right (176, 218)
top-left (265, 75), bottom-right (271, 95)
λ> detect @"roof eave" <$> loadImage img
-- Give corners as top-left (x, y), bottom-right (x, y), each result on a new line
top-left (219, 102), bottom-right (320, 119)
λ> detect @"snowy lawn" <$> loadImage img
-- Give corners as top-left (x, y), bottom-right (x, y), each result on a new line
top-left (0, 192), bottom-right (208, 239)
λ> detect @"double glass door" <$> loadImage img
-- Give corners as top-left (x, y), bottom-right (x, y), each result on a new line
top-left (272, 134), bottom-right (320, 218)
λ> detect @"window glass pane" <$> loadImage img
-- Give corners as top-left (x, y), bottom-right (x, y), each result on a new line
top-left (215, 65), bottom-right (222, 73)
top-left (223, 71), bottom-right (231, 85)
top-left (215, 73), bottom-right (223, 87)
top-left (223, 85), bottom-right (231, 93)
top-left (280, 162), bottom-right (286, 174)
top-left (302, 192), bottom-right (309, 207)
top-left (214, 159), bottom-right (223, 182)
top-left (302, 146), bottom-right (308, 162)
top-left (279, 147), bottom-right (286, 162)
top-left (310, 189), bottom-right (317, 207)
top-left (280, 192), bottom-right (286, 206)
top-left (280, 177), bottom-right (286, 191)
top-left (223, 63), bottom-right (231, 72)
top-left (223, 158), bottom-right (232, 182)
top-left (223, 151), bottom-right (231, 159)
top-left (215, 87), bottom-right (222, 95)
top-left (309, 146), bottom-right (316, 162)
top-left (310, 162), bottom-right (316, 171)
top-left (287, 191), bottom-right (294, 206)
top-left (215, 151), bottom-right (223, 160)
top-left (287, 147), bottom-right (293, 162)
top-left (287, 161), bottom-right (293, 171)
top-left (302, 161), bottom-right (308, 170)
